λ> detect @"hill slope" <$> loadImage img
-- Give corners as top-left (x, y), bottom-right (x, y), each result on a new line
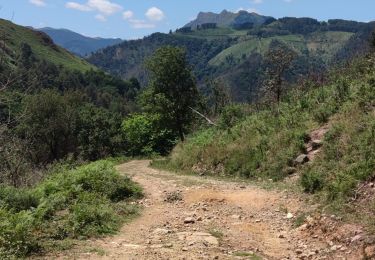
top-left (87, 12), bottom-right (374, 102)
top-left (39, 27), bottom-right (122, 57)
top-left (165, 52), bottom-right (375, 219)
top-left (0, 19), bottom-right (93, 71)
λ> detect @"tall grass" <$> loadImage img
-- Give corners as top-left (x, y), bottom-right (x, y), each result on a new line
top-left (167, 54), bottom-right (375, 201)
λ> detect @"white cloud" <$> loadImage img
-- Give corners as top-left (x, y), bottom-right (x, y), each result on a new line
top-left (252, 0), bottom-right (263, 4)
top-left (95, 14), bottom-right (107, 22)
top-left (87, 0), bottom-right (122, 15)
top-left (129, 19), bottom-right (155, 29)
top-left (284, 0), bottom-right (293, 2)
top-left (145, 7), bottom-right (165, 22)
top-left (122, 10), bottom-right (134, 20)
top-left (66, 0), bottom-right (122, 15)
top-left (66, 2), bottom-right (92, 11)
top-left (29, 0), bottom-right (46, 7)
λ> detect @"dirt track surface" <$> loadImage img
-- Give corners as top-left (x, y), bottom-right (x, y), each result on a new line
top-left (58, 160), bottom-right (367, 260)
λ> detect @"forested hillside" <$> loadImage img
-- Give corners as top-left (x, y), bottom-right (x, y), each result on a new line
top-left (0, 20), bottom-right (142, 186)
top-left (88, 11), bottom-right (375, 102)
top-left (39, 27), bottom-right (123, 57)
top-left (0, 19), bottom-right (93, 71)
top-left (1, 5), bottom-right (375, 258)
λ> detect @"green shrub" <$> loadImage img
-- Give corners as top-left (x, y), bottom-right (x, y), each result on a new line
top-left (312, 104), bottom-right (335, 124)
top-left (0, 185), bottom-right (39, 212)
top-left (0, 209), bottom-right (39, 258)
top-left (218, 104), bottom-right (247, 129)
top-left (301, 170), bottom-right (325, 193)
top-left (67, 192), bottom-right (120, 238)
top-left (122, 113), bottom-right (177, 156)
top-left (0, 160), bottom-right (142, 257)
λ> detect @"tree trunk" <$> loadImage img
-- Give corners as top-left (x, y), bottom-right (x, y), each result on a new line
top-left (178, 126), bottom-right (185, 142)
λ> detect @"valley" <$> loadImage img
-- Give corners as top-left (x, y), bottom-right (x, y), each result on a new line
top-left (0, 3), bottom-right (374, 260)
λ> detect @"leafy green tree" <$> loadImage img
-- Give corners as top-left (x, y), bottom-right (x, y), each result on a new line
top-left (77, 104), bottom-right (124, 160)
top-left (16, 89), bottom-right (79, 163)
top-left (141, 46), bottom-right (200, 141)
top-left (122, 113), bottom-right (176, 156)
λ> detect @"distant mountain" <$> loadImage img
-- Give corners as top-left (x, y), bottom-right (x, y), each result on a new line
top-left (88, 11), bottom-right (374, 102)
top-left (0, 19), bottom-right (93, 72)
top-left (184, 10), bottom-right (274, 29)
top-left (39, 27), bottom-right (122, 57)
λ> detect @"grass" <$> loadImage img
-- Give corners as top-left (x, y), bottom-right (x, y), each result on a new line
top-left (166, 53), bottom-right (375, 223)
top-left (0, 19), bottom-right (94, 72)
top-left (208, 227), bottom-right (224, 241)
top-left (208, 31), bottom-right (353, 67)
top-left (176, 27), bottom-right (248, 40)
top-left (0, 160), bottom-right (142, 258)
top-left (233, 251), bottom-right (262, 259)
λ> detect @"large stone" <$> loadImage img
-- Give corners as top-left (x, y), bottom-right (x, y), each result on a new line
top-left (153, 228), bottom-right (171, 235)
top-left (177, 232), bottom-right (219, 246)
top-left (294, 154), bottom-right (309, 165)
top-left (184, 217), bottom-right (195, 224)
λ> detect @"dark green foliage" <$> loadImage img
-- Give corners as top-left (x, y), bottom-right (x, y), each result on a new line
top-left (218, 104), bottom-right (247, 129)
top-left (0, 186), bottom-right (39, 212)
top-left (141, 46), bottom-right (201, 141)
top-left (77, 104), bottom-right (124, 161)
top-left (277, 17), bottom-right (321, 34)
top-left (17, 89), bottom-right (80, 163)
top-left (122, 113), bottom-right (176, 156)
top-left (0, 209), bottom-right (40, 258)
top-left (301, 170), bottom-right (325, 193)
top-left (0, 161), bottom-right (142, 257)
top-left (67, 192), bottom-right (120, 238)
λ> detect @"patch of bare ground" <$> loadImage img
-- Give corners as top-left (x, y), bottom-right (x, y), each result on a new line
top-left (49, 160), bottom-right (373, 259)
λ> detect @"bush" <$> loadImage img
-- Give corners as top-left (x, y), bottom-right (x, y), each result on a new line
top-left (218, 104), bottom-right (247, 129)
top-left (36, 160), bottom-right (142, 204)
top-left (122, 113), bottom-right (177, 156)
top-left (67, 192), bottom-right (120, 238)
top-left (301, 170), bottom-right (325, 193)
top-left (0, 186), bottom-right (39, 212)
top-left (0, 209), bottom-right (40, 258)
top-left (0, 160), bottom-right (142, 257)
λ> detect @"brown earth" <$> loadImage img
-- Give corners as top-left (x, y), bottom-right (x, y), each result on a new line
top-left (53, 160), bottom-right (372, 260)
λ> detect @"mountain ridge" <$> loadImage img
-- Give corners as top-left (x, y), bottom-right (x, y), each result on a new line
top-left (38, 27), bottom-right (123, 57)
top-left (184, 10), bottom-right (274, 29)
top-left (0, 19), bottom-right (93, 72)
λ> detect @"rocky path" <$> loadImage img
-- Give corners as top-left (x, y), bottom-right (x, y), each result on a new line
top-left (62, 160), bottom-right (369, 260)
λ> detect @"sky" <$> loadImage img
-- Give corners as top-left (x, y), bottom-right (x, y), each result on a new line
top-left (0, 0), bottom-right (374, 39)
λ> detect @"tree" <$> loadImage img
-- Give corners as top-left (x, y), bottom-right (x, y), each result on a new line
top-left (263, 43), bottom-right (297, 107)
top-left (141, 46), bottom-right (200, 141)
top-left (205, 79), bottom-right (231, 115)
top-left (371, 31), bottom-right (375, 50)
top-left (122, 113), bottom-right (176, 156)
top-left (77, 104), bottom-right (124, 160)
top-left (17, 89), bottom-right (79, 163)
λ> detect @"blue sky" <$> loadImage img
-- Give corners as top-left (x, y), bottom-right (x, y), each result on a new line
top-left (0, 0), bottom-right (374, 39)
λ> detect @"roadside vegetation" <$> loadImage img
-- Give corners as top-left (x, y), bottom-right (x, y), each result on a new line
top-left (162, 52), bottom-right (375, 217)
top-left (0, 160), bottom-right (142, 258)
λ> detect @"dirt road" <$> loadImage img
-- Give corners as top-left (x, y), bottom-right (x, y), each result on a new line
top-left (63, 160), bottom-right (366, 260)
